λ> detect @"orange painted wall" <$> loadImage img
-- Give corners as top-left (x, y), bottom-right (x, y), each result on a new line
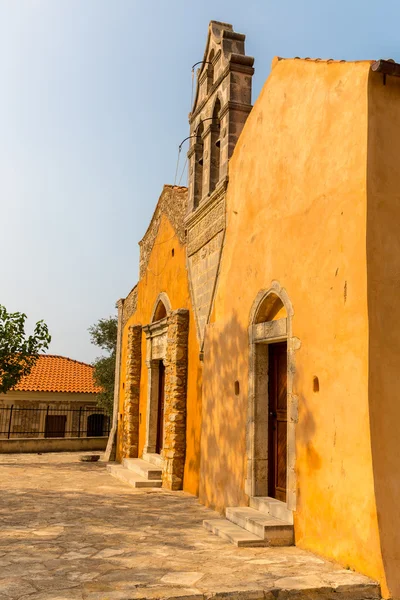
top-left (200, 59), bottom-right (387, 592)
top-left (116, 214), bottom-right (202, 496)
top-left (366, 69), bottom-right (400, 599)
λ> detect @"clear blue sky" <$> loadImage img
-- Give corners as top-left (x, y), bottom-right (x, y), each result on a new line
top-left (1, 1), bottom-right (399, 363)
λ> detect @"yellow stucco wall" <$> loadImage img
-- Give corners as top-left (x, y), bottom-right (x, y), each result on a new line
top-left (200, 58), bottom-right (387, 593)
top-left (116, 214), bottom-right (202, 496)
top-left (366, 69), bottom-right (400, 600)
top-left (114, 57), bottom-right (400, 596)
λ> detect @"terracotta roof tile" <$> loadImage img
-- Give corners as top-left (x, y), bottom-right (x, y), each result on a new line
top-left (276, 56), bottom-right (375, 65)
top-left (13, 355), bottom-right (101, 394)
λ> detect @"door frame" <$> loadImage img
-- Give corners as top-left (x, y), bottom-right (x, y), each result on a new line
top-left (155, 360), bottom-right (166, 454)
top-left (246, 281), bottom-right (299, 512)
top-left (142, 306), bottom-right (190, 491)
top-left (267, 340), bottom-right (288, 502)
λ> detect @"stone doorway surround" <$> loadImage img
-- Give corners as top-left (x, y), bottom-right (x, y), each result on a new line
top-left (246, 281), bottom-right (300, 513)
top-left (143, 302), bottom-right (189, 491)
top-left (122, 324), bottom-right (142, 459)
top-left (143, 315), bottom-right (168, 456)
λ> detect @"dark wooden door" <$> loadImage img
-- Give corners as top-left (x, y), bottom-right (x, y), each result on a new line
top-left (87, 414), bottom-right (105, 437)
top-left (156, 362), bottom-right (165, 454)
top-left (268, 342), bottom-right (287, 502)
top-left (45, 415), bottom-right (66, 438)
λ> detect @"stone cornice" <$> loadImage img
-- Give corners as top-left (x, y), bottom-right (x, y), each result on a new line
top-left (219, 100), bottom-right (253, 120)
top-left (143, 317), bottom-right (169, 338)
top-left (190, 60), bottom-right (253, 123)
top-left (184, 178), bottom-right (228, 229)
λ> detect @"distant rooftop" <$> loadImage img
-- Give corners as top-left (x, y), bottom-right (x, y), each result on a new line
top-left (11, 355), bottom-right (101, 394)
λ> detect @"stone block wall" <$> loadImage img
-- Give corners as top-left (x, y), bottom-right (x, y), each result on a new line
top-left (189, 231), bottom-right (224, 341)
top-left (162, 309), bottom-right (189, 490)
top-left (122, 325), bottom-right (142, 458)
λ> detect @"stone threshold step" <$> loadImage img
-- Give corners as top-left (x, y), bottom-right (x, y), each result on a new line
top-left (250, 495), bottom-right (294, 524)
top-left (226, 506), bottom-right (294, 545)
top-left (122, 457), bottom-right (162, 480)
top-left (142, 452), bottom-right (164, 468)
top-left (203, 518), bottom-right (271, 547)
top-left (107, 464), bottom-right (162, 488)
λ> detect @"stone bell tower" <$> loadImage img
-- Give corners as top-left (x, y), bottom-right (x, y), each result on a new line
top-left (185, 21), bottom-right (254, 346)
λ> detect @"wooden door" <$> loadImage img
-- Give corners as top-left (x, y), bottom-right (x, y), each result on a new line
top-left (156, 361), bottom-right (165, 454)
top-left (268, 342), bottom-right (287, 502)
top-left (87, 414), bottom-right (105, 437)
top-left (45, 415), bottom-right (66, 438)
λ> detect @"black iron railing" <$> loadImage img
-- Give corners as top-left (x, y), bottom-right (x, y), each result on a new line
top-left (0, 405), bottom-right (111, 439)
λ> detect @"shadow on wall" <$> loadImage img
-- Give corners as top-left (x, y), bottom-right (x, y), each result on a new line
top-left (198, 308), bottom-right (318, 519)
top-left (366, 71), bottom-right (400, 599)
top-left (198, 311), bottom-right (250, 512)
top-left (184, 359), bottom-right (203, 496)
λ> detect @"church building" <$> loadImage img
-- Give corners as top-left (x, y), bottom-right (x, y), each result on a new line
top-left (107, 21), bottom-right (400, 600)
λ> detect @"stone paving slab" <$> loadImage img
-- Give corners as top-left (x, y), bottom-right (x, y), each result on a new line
top-left (0, 452), bottom-right (380, 600)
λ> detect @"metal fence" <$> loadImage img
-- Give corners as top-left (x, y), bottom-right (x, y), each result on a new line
top-left (0, 405), bottom-right (111, 439)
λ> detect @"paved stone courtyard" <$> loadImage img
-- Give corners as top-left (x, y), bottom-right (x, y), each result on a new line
top-left (0, 453), bottom-right (380, 600)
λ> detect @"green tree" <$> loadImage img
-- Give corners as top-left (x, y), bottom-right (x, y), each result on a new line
top-left (88, 316), bottom-right (117, 413)
top-left (0, 305), bottom-right (51, 394)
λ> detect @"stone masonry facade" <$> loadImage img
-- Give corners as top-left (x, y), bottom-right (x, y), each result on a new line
top-left (115, 21), bottom-right (253, 483)
top-left (185, 22), bottom-right (254, 346)
top-left (162, 309), bottom-right (189, 490)
top-left (122, 324), bottom-right (142, 458)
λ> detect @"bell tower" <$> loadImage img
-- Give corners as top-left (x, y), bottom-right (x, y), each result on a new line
top-left (185, 21), bottom-right (254, 345)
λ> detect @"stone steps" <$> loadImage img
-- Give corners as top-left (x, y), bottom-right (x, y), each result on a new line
top-left (122, 458), bottom-right (162, 480)
top-left (203, 518), bottom-right (271, 547)
top-left (142, 452), bottom-right (164, 468)
top-left (226, 506), bottom-right (294, 545)
top-left (250, 495), bottom-right (294, 524)
top-left (107, 464), bottom-right (162, 488)
top-left (204, 496), bottom-right (294, 548)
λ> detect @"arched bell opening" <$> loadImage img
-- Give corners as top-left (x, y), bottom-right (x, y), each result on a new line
top-left (194, 122), bottom-right (204, 209)
top-left (207, 49), bottom-right (215, 92)
top-left (209, 98), bottom-right (221, 194)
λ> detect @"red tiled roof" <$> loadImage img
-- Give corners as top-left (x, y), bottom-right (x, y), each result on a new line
top-left (13, 355), bottom-right (101, 394)
top-left (275, 56), bottom-right (376, 65)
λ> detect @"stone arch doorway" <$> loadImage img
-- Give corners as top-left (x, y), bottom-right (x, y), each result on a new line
top-left (143, 294), bottom-right (171, 457)
top-left (87, 413), bottom-right (106, 437)
top-left (246, 282), bottom-right (298, 513)
top-left (142, 295), bottom-right (189, 490)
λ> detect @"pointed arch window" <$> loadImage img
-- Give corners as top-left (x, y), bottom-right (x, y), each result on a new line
top-left (194, 122), bottom-right (204, 209)
top-left (207, 49), bottom-right (215, 92)
top-left (210, 98), bottom-right (221, 194)
top-left (152, 300), bottom-right (167, 322)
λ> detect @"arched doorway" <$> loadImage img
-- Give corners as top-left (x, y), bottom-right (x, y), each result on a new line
top-left (143, 293), bottom-right (171, 456)
top-left (247, 282), bottom-right (297, 512)
top-left (156, 361), bottom-right (165, 454)
top-left (87, 413), bottom-right (106, 437)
